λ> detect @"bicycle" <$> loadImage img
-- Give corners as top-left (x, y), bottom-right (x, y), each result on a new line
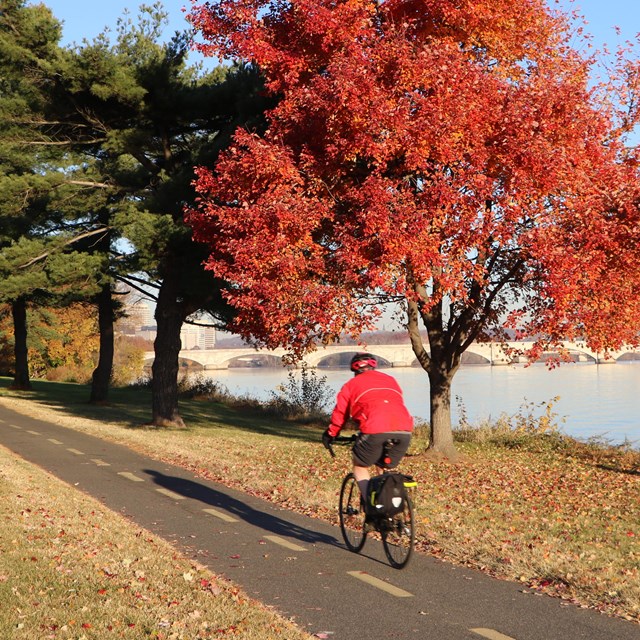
top-left (325, 434), bottom-right (417, 569)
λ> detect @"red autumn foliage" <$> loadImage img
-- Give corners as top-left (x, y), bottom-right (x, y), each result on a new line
top-left (186, 0), bottom-right (640, 456)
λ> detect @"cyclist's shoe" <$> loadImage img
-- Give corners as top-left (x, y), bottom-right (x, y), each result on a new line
top-left (378, 517), bottom-right (398, 534)
top-left (363, 516), bottom-right (376, 534)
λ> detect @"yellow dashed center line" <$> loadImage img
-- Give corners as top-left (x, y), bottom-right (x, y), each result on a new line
top-left (8, 424), bottom-right (22, 429)
top-left (263, 535), bottom-right (307, 552)
top-left (470, 629), bottom-right (517, 640)
top-left (202, 508), bottom-right (238, 523)
top-left (48, 439), bottom-right (63, 445)
top-left (155, 487), bottom-right (185, 500)
top-left (27, 430), bottom-right (41, 435)
top-left (347, 571), bottom-right (413, 598)
top-left (91, 459), bottom-right (110, 467)
top-left (118, 472), bottom-right (144, 482)
top-left (67, 448), bottom-right (84, 455)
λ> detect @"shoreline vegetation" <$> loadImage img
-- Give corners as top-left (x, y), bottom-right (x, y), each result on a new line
top-left (0, 376), bottom-right (638, 631)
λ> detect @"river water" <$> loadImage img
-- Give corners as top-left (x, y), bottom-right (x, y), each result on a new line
top-left (202, 362), bottom-right (640, 447)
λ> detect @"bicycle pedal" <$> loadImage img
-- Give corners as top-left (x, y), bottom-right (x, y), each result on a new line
top-left (378, 518), bottom-right (393, 532)
top-left (363, 519), bottom-right (376, 534)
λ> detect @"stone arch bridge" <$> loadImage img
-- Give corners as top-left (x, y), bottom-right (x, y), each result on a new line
top-left (144, 341), bottom-right (638, 370)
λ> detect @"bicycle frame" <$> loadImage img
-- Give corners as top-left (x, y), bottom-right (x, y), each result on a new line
top-left (327, 432), bottom-right (416, 569)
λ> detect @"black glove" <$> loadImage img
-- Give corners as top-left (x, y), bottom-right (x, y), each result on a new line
top-left (322, 429), bottom-right (335, 450)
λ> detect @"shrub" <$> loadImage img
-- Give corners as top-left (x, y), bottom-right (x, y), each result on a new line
top-left (453, 396), bottom-right (569, 451)
top-left (407, 419), bottom-right (431, 455)
top-left (268, 364), bottom-right (334, 420)
top-left (45, 365), bottom-right (93, 384)
top-left (177, 374), bottom-right (231, 402)
top-left (112, 336), bottom-right (147, 386)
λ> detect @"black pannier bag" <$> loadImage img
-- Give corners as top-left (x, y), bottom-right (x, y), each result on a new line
top-left (367, 473), bottom-right (408, 517)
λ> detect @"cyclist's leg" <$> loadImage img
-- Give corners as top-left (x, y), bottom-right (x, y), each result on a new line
top-left (352, 433), bottom-right (385, 497)
top-left (353, 464), bottom-right (370, 498)
top-left (353, 432), bottom-right (411, 477)
top-left (352, 431), bottom-right (412, 498)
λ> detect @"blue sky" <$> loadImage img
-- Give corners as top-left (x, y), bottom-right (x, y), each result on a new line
top-left (39, 0), bottom-right (640, 56)
top-left (39, 0), bottom-right (209, 65)
top-left (41, 1), bottom-right (194, 45)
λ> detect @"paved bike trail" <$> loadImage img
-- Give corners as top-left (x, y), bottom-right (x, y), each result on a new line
top-left (0, 403), bottom-right (637, 640)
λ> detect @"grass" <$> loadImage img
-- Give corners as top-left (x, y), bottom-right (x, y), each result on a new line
top-left (0, 377), bottom-right (639, 626)
top-left (0, 445), bottom-right (311, 640)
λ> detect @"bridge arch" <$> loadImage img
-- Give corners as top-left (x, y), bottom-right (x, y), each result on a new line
top-left (314, 350), bottom-right (393, 369)
top-left (179, 357), bottom-right (205, 371)
top-left (459, 350), bottom-right (491, 365)
top-left (143, 356), bottom-right (206, 372)
top-left (226, 354), bottom-right (284, 368)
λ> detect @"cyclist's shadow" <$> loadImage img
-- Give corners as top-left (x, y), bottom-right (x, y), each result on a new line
top-left (142, 469), bottom-right (339, 547)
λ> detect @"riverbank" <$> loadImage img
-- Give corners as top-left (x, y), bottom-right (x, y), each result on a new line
top-left (0, 378), bottom-right (638, 625)
top-left (188, 363), bottom-right (640, 446)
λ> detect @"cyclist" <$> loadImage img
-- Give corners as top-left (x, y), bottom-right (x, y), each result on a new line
top-left (322, 353), bottom-right (413, 501)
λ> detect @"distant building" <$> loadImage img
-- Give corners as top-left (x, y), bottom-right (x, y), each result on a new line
top-left (119, 300), bottom-right (155, 335)
top-left (180, 323), bottom-right (216, 350)
top-left (119, 299), bottom-right (216, 349)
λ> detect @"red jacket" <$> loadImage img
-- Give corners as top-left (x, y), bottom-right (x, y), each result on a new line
top-left (328, 370), bottom-right (413, 437)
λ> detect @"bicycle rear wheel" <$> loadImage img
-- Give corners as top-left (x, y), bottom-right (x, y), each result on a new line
top-left (339, 473), bottom-right (367, 553)
top-left (381, 495), bottom-right (414, 569)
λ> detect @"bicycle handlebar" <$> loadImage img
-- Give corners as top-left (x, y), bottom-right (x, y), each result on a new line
top-left (325, 433), bottom-right (357, 458)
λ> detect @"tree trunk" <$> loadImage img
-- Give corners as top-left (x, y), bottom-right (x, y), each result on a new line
top-left (90, 283), bottom-right (115, 404)
top-left (151, 275), bottom-right (186, 428)
top-left (11, 297), bottom-right (31, 390)
top-left (406, 295), bottom-right (460, 459)
top-left (427, 366), bottom-right (459, 460)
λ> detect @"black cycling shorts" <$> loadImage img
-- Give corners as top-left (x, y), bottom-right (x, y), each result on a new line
top-left (352, 432), bottom-right (411, 469)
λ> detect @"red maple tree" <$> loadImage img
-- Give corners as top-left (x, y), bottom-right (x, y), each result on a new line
top-left (187, 0), bottom-right (640, 457)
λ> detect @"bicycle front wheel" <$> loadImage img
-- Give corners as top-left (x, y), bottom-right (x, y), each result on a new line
top-left (339, 473), bottom-right (367, 553)
top-left (381, 495), bottom-right (415, 569)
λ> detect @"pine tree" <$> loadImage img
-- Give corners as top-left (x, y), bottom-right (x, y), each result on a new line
top-left (2, 2), bottom-right (267, 418)
top-left (0, 1), bottom-right (103, 388)
top-left (37, 5), bottom-right (268, 421)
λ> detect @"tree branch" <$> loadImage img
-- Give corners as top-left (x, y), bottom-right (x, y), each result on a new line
top-left (118, 273), bottom-right (161, 291)
top-left (114, 275), bottom-right (159, 302)
top-left (19, 227), bottom-right (110, 269)
top-left (66, 180), bottom-right (113, 189)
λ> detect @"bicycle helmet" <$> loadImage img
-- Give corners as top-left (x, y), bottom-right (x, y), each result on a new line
top-left (350, 352), bottom-right (378, 373)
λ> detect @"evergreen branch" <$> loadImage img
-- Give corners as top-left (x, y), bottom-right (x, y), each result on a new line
top-left (118, 273), bottom-right (161, 291)
top-left (18, 227), bottom-right (110, 269)
top-left (66, 180), bottom-right (114, 189)
top-left (183, 317), bottom-right (219, 328)
top-left (114, 275), bottom-right (159, 302)
top-left (19, 138), bottom-right (108, 146)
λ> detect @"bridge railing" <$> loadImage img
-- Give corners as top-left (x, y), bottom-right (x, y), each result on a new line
top-left (143, 341), bottom-right (638, 370)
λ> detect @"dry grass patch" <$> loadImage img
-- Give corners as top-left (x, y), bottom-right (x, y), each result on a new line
top-left (0, 445), bottom-right (311, 640)
top-left (409, 447), bottom-right (640, 622)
